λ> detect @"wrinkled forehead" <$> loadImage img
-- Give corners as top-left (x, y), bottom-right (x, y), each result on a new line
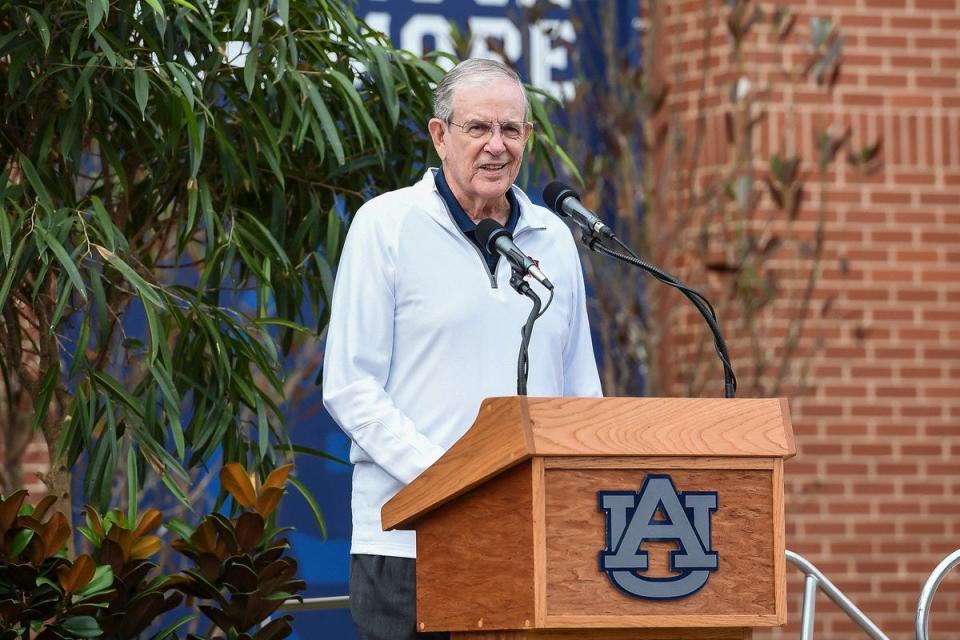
top-left (451, 78), bottom-right (528, 121)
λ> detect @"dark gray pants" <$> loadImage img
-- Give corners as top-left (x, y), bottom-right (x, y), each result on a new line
top-left (349, 554), bottom-right (450, 640)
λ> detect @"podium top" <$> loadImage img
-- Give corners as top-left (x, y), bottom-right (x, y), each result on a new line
top-left (382, 396), bottom-right (794, 530)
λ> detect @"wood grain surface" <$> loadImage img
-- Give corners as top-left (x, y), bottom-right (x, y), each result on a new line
top-left (385, 397), bottom-right (793, 530)
top-left (526, 397), bottom-right (794, 458)
top-left (450, 628), bottom-right (752, 639)
top-left (384, 398), bottom-right (532, 530)
top-left (543, 467), bottom-right (778, 625)
top-left (416, 461), bottom-right (536, 632)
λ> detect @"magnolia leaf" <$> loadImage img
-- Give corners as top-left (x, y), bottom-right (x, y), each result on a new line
top-left (220, 463), bottom-right (257, 509)
top-left (133, 508), bottom-right (164, 538)
top-left (262, 464), bottom-right (293, 491)
top-left (58, 554), bottom-right (95, 594)
top-left (129, 535), bottom-right (162, 560)
top-left (61, 615), bottom-right (102, 638)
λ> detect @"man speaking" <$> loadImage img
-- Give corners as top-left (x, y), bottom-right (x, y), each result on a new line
top-left (322, 58), bottom-right (602, 640)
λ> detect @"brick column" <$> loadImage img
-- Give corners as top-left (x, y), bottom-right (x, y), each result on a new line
top-left (656, 1), bottom-right (960, 638)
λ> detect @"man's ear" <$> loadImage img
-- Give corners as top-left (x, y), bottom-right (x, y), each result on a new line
top-left (428, 118), bottom-right (447, 160)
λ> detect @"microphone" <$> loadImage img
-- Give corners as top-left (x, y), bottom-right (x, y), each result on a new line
top-left (475, 219), bottom-right (554, 290)
top-left (542, 181), bottom-right (615, 239)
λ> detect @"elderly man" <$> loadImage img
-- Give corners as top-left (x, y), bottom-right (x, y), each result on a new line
top-left (322, 58), bottom-right (602, 640)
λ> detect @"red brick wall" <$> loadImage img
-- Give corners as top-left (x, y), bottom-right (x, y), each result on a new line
top-left (659, 1), bottom-right (960, 638)
top-left (0, 436), bottom-right (50, 498)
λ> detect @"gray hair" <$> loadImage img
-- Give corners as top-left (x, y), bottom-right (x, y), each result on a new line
top-left (433, 58), bottom-right (530, 122)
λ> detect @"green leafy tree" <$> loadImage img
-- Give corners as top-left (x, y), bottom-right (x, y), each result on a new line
top-left (0, 0), bottom-right (567, 518)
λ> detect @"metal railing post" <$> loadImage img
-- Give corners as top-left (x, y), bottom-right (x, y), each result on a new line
top-left (786, 550), bottom-right (891, 640)
top-left (800, 573), bottom-right (818, 640)
top-left (915, 548), bottom-right (960, 640)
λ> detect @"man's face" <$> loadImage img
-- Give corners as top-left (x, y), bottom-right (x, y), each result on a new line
top-left (428, 79), bottom-right (529, 210)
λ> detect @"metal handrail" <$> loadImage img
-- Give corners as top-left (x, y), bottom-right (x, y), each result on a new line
top-left (916, 548), bottom-right (960, 640)
top-left (786, 549), bottom-right (891, 640)
top-left (276, 595), bottom-right (350, 613)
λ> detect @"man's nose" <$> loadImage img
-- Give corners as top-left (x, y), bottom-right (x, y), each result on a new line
top-left (484, 129), bottom-right (507, 154)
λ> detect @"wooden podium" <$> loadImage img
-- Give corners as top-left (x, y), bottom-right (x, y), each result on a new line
top-left (383, 397), bottom-right (795, 640)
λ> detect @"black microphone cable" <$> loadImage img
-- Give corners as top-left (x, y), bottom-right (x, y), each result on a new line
top-left (590, 238), bottom-right (737, 399)
top-left (544, 183), bottom-right (737, 398)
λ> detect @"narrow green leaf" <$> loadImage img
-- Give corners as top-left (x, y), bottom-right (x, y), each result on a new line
top-left (250, 6), bottom-right (264, 48)
top-left (95, 245), bottom-right (163, 307)
top-left (87, 265), bottom-right (109, 348)
top-left (302, 80), bottom-right (345, 164)
top-left (69, 318), bottom-right (90, 378)
top-left (68, 24), bottom-right (83, 60)
top-left (256, 395), bottom-right (268, 461)
top-left (154, 613), bottom-right (197, 640)
top-left (25, 8), bottom-right (50, 51)
top-left (143, 0), bottom-right (164, 17)
top-left (253, 318), bottom-right (309, 332)
top-left (0, 203), bottom-right (12, 265)
top-left (134, 68), bottom-right (149, 118)
top-left (85, 0), bottom-right (105, 35)
top-left (143, 298), bottom-right (161, 364)
top-left (274, 442), bottom-right (348, 466)
top-left (89, 196), bottom-right (118, 252)
top-left (288, 476), bottom-right (326, 538)
top-left (314, 252), bottom-right (334, 303)
top-left (31, 364), bottom-right (59, 432)
top-left (325, 208), bottom-right (341, 264)
top-left (86, 414), bottom-right (117, 510)
top-left (328, 68), bottom-right (382, 149)
top-left (91, 370), bottom-right (144, 419)
top-left (161, 473), bottom-right (192, 510)
top-left (240, 210), bottom-right (291, 268)
top-left (150, 362), bottom-right (179, 419)
top-left (166, 63), bottom-right (196, 109)
top-left (152, 2), bottom-right (167, 37)
top-left (92, 31), bottom-right (117, 67)
top-left (33, 224), bottom-right (88, 302)
top-left (17, 153), bottom-right (53, 213)
top-left (180, 97), bottom-right (204, 177)
top-left (126, 445), bottom-right (138, 527)
top-left (170, 414), bottom-right (185, 459)
top-left (371, 45), bottom-right (399, 124)
top-left (169, 0), bottom-right (199, 11)
top-left (55, 385), bottom-right (84, 463)
top-left (243, 46), bottom-right (258, 96)
top-left (50, 276), bottom-right (75, 330)
top-left (231, 0), bottom-right (250, 37)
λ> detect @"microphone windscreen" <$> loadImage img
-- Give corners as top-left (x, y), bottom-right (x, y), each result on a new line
top-left (543, 181), bottom-right (578, 214)
top-left (475, 218), bottom-right (509, 254)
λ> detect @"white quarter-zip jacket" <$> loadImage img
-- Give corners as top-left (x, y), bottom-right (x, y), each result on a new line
top-left (322, 169), bottom-right (602, 558)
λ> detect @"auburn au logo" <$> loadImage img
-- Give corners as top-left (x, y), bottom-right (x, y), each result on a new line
top-left (598, 475), bottom-right (718, 599)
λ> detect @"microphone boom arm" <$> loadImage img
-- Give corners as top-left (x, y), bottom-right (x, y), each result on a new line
top-left (587, 235), bottom-right (738, 398)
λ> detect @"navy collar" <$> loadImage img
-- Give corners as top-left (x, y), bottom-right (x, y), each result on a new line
top-left (434, 167), bottom-right (520, 236)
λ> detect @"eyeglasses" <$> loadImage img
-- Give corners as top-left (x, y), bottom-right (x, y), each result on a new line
top-left (447, 119), bottom-right (532, 141)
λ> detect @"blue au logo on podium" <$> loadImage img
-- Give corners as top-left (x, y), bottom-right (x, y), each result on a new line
top-left (598, 475), bottom-right (719, 600)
